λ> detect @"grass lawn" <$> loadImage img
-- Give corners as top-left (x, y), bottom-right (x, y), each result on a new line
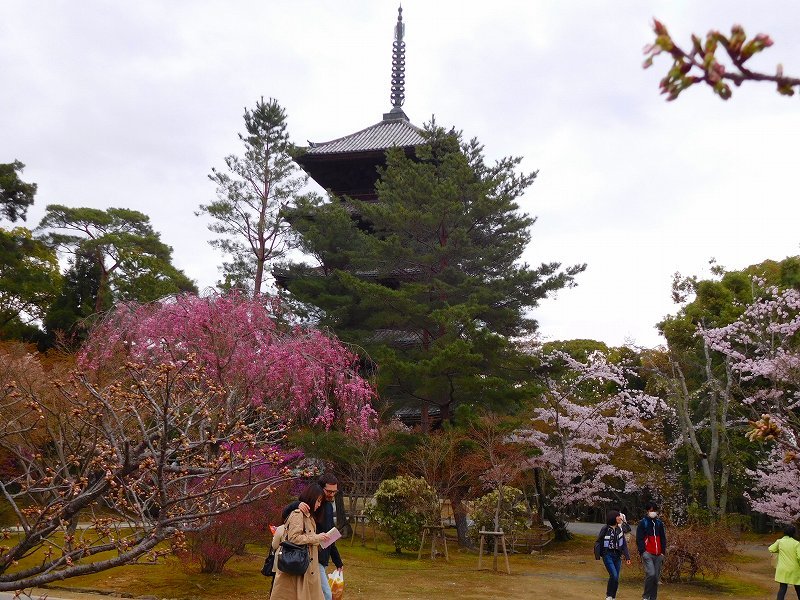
top-left (29, 531), bottom-right (778, 600)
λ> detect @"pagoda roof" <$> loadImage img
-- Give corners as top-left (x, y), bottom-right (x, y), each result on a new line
top-left (304, 117), bottom-right (425, 156)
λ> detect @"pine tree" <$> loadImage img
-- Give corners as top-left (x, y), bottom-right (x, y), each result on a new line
top-left (36, 205), bottom-right (196, 313)
top-left (200, 98), bottom-right (313, 296)
top-left (283, 125), bottom-right (585, 424)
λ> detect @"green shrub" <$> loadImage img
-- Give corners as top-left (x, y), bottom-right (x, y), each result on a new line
top-left (467, 487), bottom-right (529, 546)
top-left (365, 476), bottom-right (438, 553)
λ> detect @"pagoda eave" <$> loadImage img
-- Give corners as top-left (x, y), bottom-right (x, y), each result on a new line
top-left (296, 146), bottom-right (417, 201)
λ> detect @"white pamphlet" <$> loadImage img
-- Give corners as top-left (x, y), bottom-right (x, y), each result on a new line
top-left (319, 526), bottom-right (341, 549)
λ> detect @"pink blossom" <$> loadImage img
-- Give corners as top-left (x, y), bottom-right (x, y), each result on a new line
top-left (78, 292), bottom-right (378, 437)
top-left (519, 350), bottom-right (669, 509)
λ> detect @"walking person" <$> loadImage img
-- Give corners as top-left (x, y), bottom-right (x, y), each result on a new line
top-left (282, 473), bottom-right (344, 600)
top-left (636, 501), bottom-right (667, 600)
top-left (270, 483), bottom-right (331, 600)
top-left (769, 525), bottom-right (800, 600)
top-left (596, 510), bottom-right (632, 600)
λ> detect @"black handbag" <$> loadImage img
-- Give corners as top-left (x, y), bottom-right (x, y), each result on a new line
top-left (276, 512), bottom-right (311, 576)
top-left (261, 548), bottom-right (276, 577)
top-left (277, 540), bottom-right (310, 575)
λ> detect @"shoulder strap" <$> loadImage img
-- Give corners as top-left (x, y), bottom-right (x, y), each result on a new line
top-left (282, 510), bottom-right (308, 542)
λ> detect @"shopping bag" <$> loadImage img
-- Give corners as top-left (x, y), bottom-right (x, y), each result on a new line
top-left (328, 569), bottom-right (344, 600)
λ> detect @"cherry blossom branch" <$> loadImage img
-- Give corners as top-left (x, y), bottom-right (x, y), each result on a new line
top-left (644, 20), bottom-right (800, 100)
top-left (0, 350), bottom-right (299, 591)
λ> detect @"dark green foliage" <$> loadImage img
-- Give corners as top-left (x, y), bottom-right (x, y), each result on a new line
top-left (660, 256), bottom-right (800, 344)
top-left (541, 339), bottom-right (609, 361)
top-left (0, 161), bottom-right (36, 223)
top-left (36, 205), bottom-right (196, 312)
top-left (0, 227), bottom-right (61, 341)
top-left (282, 124), bottom-right (584, 421)
top-left (42, 251), bottom-right (106, 348)
top-left (290, 427), bottom-right (420, 495)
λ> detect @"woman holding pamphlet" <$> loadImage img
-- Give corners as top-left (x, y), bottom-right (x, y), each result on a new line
top-left (270, 483), bottom-right (331, 600)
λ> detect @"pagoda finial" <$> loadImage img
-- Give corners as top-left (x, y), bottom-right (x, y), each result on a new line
top-left (385, 5), bottom-right (408, 121)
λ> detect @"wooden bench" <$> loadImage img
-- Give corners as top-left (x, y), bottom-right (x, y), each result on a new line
top-left (510, 526), bottom-right (555, 553)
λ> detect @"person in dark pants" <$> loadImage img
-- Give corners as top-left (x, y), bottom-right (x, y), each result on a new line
top-left (596, 510), bottom-right (631, 600)
top-left (769, 524), bottom-right (800, 600)
top-left (636, 501), bottom-right (667, 600)
top-left (283, 473), bottom-right (343, 600)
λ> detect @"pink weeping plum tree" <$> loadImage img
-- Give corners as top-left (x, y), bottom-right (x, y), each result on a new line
top-left (78, 293), bottom-right (378, 436)
top-left (0, 293), bottom-right (376, 589)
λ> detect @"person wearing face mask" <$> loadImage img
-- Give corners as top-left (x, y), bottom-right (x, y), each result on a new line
top-left (636, 501), bottom-right (667, 600)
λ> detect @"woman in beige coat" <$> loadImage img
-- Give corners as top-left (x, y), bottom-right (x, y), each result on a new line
top-left (270, 484), bottom-right (330, 600)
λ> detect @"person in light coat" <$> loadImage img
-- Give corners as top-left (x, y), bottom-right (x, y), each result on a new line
top-left (270, 483), bottom-right (330, 600)
top-left (769, 524), bottom-right (800, 600)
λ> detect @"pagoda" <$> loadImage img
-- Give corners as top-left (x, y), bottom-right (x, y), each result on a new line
top-left (287, 7), bottom-right (443, 429)
top-left (295, 7), bottom-right (425, 201)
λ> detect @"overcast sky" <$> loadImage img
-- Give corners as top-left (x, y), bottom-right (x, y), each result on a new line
top-left (3, 1), bottom-right (799, 348)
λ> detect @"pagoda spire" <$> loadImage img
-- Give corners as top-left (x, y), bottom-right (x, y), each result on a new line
top-left (384, 5), bottom-right (408, 121)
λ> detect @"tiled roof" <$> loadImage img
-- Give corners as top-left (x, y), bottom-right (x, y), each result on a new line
top-left (305, 118), bottom-right (425, 155)
top-left (366, 329), bottom-right (423, 348)
top-left (394, 405), bottom-right (441, 417)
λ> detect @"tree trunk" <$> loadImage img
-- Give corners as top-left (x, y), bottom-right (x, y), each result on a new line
top-left (534, 468), bottom-right (570, 541)
top-left (719, 462), bottom-right (730, 517)
top-left (420, 403), bottom-right (429, 433)
top-left (95, 257), bottom-right (109, 313)
top-left (440, 401), bottom-right (450, 423)
top-left (703, 342), bottom-right (721, 515)
top-left (253, 260), bottom-right (264, 298)
top-left (492, 484), bottom-right (502, 570)
top-left (672, 355), bottom-right (718, 514)
top-left (449, 492), bottom-right (472, 548)
top-left (699, 456), bottom-right (717, 514)
top-left (542, 500), bottom-right (571, 541)
top-left (454, 509), bottom-right (470, 549)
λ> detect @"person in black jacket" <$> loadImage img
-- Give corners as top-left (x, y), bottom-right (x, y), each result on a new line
top-left (636, 501), bottom-right (667, 600)
top-left (282, 473), bottom-right (343, 600)
top-left (596, 510), bottom-right (631, 600)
